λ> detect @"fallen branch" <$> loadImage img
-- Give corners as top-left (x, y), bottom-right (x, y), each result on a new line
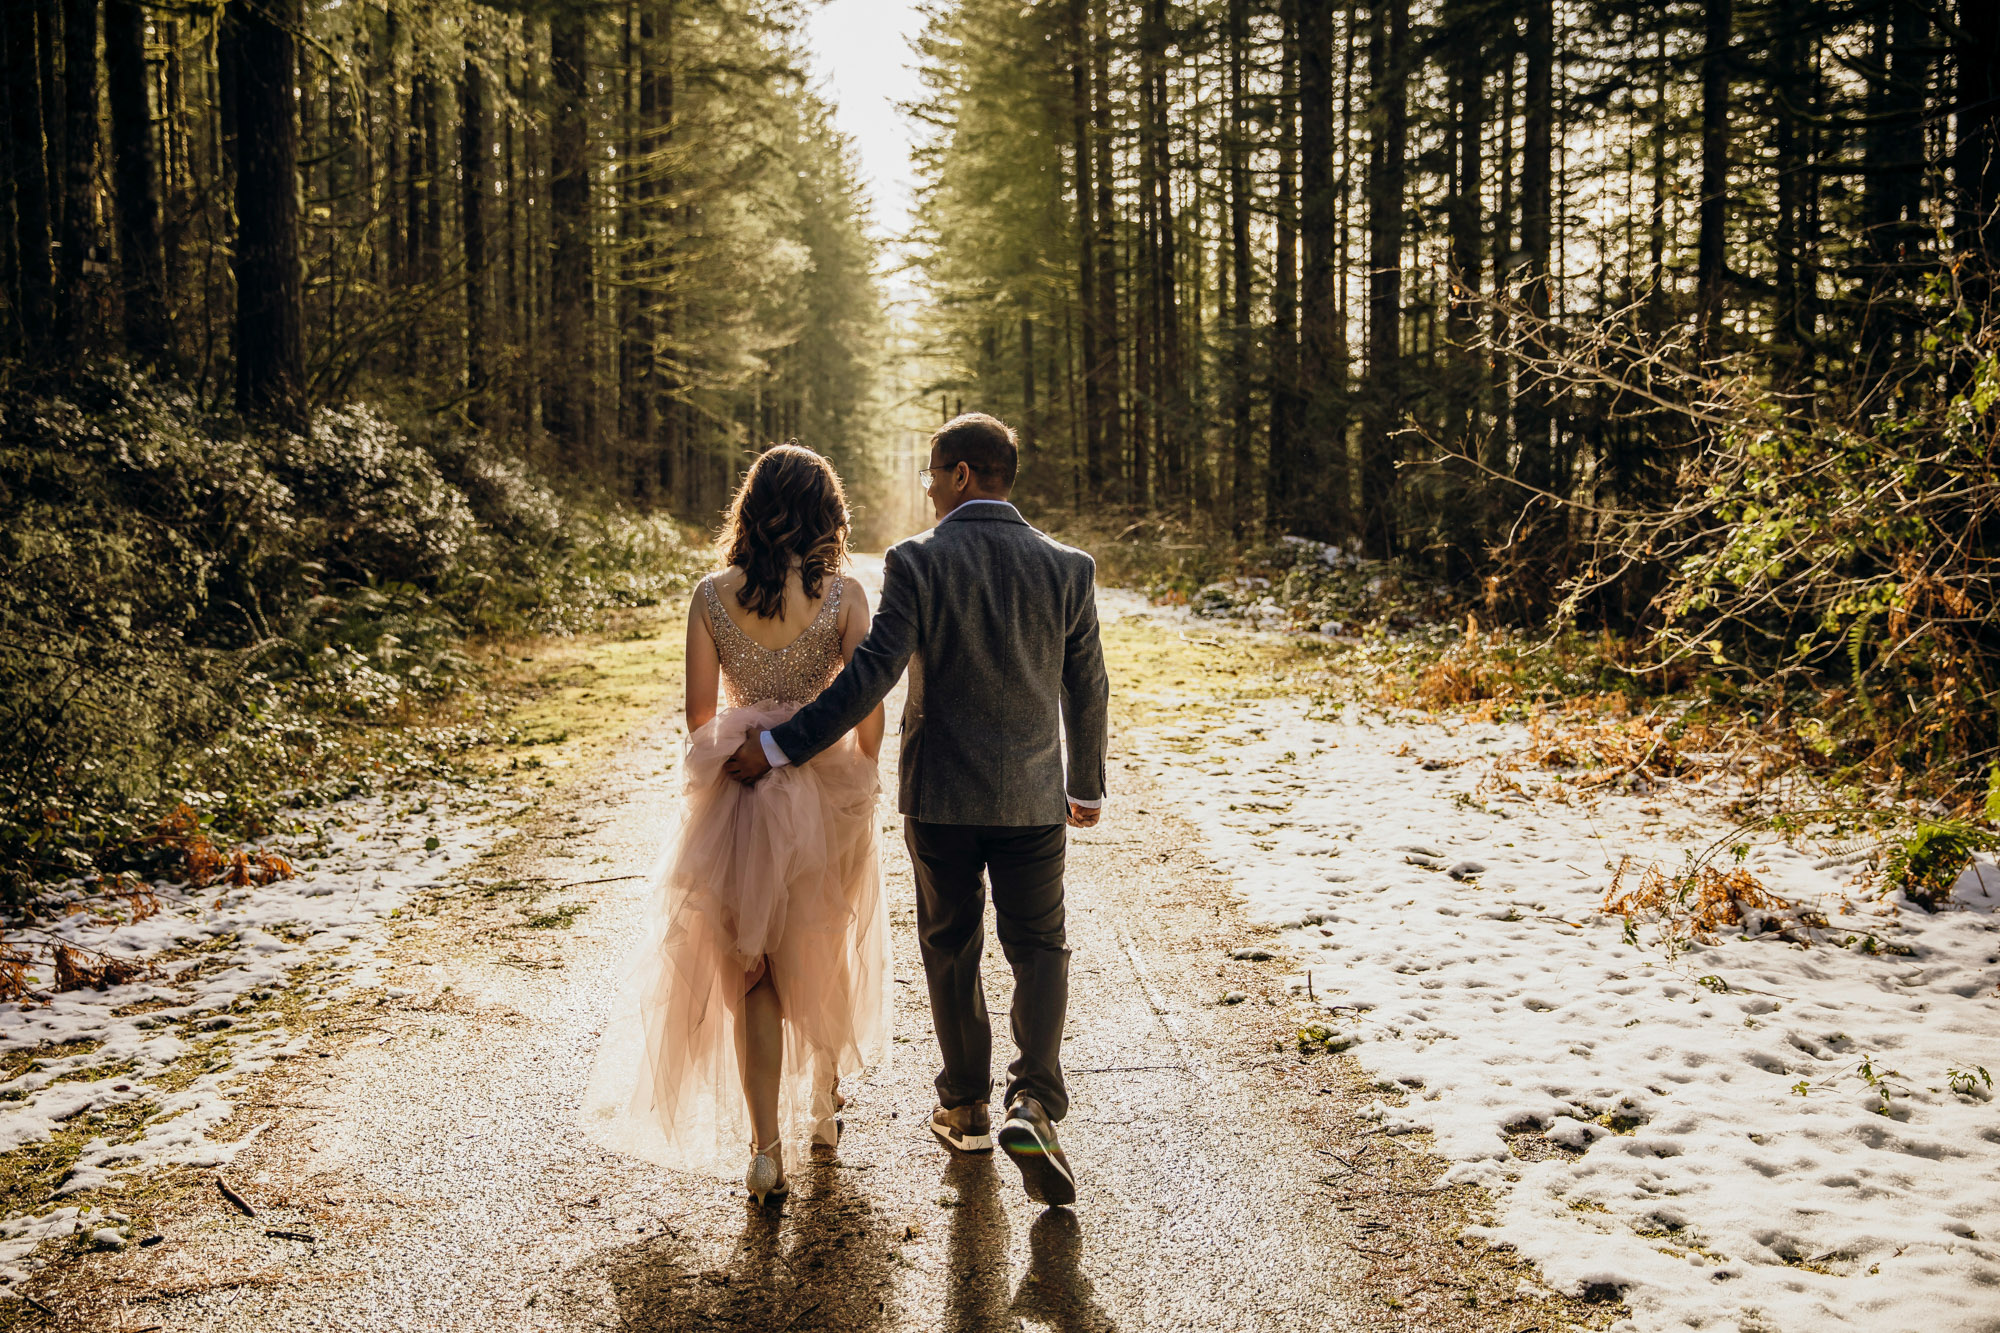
top-left (215, 1175), bottom-right (257, 1218)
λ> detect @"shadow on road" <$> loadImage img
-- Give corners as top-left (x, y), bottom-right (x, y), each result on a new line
top-left (602, 1156), bottom-right (894, 1331)
top-left (942, 1154), bottom-right (1117, 1333)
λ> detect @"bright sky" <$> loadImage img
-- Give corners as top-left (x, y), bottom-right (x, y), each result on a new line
top-left (803, 0), bottom-right (927, 241)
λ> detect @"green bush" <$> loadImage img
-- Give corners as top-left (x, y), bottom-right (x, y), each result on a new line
top-left (0, 366), bottom-right (699, 898)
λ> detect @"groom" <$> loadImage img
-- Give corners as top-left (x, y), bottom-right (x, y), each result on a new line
top-left (723, 412), bottom-right (1110, 1208)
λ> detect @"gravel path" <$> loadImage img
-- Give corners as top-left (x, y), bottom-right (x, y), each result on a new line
top-left (48, 583), bottom-right (1598, 1333)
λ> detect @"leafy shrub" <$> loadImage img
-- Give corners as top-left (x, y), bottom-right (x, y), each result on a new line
top-left (0, 366), bottom-right (701, 899)
top-left (1883, 820), bottom-right (2000, 910)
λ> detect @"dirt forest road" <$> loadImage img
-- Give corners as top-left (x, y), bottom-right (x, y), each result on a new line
top-left (57, 565), bottom-right (1597, 1333)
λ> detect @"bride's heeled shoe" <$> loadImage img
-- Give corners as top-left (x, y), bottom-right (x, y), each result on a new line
top-left (745, 1139), bottom-right (788, 1206)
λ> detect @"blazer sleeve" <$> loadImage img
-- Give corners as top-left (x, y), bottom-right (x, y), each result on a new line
top-left (768, 544), bottom-right (920, 766)
top-left (1060, 555), bottom-right (1110, 803)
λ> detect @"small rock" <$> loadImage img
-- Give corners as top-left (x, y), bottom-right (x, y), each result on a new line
top-left (1221, 992), bottom-right (1250, 1005)
top-left (199, 1015), bottom-right (234, 1031)
top-left (90, 1228), bottom-right (126, 1251)
top-left (1447, 861), bottom-right (1488, 881)
top-left (1229, 946), bottom-right (1276, 961)
top-left (1396, 843), bottom-right (1445, 858)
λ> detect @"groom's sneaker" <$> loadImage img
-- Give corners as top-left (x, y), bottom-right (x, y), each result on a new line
top-left (929, 1102), bottom-right (992, 1153)
top-left (998, 1097), bottom-right (1076, 1206)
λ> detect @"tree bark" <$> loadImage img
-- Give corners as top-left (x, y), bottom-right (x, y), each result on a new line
top-left (1695, 0), bottom-right (1731, 356)
top-left (1148, 0), bottom-right (1184, 504)
top-left (547, 3), bottom-right (594, 466)
top-left (461, 41), bottom-right (490, 420)
top-left (1957, 0), bottom-right (1999, 263)
top-left (1296, 0), bottom-right (1342, 538)
top-left (1226, 0), bottom-right (1255, 533)
top-left (1065, 0), bottom-right (1103, 499)
top-left (58, 0), bottom-right (99, 355)
top-left (1445, 1), bottom-right (1482, 438)
top-left (1513, 0), bottom-right (1553, 494)
top-left (103, 0), bottom-right (165, 360)
top-left (229, 0), bottom-right (305, 426)
top-left (1268, 0), bottom-right (1300, 535)
top-left (1360, 0), bottom-right (1407, 559)
top-left (5, 1), bottom-right (54, 351)
top-left (1090, 0), bottom-right (1120, 500)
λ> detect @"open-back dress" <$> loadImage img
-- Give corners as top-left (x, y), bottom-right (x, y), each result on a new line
top-left (583, 572), bottom-right (889, 1173)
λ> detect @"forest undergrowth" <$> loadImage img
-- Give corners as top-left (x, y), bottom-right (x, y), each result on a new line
top-left (0, 366), bottom-right (707, 909)
top-left (1045, 348), bottom-right (2000, 923)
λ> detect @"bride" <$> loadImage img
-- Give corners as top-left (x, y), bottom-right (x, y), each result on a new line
top-left (585, 443), bottom-right (890, 1204)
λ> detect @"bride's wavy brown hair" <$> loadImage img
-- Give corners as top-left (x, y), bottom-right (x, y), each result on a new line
top-left (717, 443), bottom-right (850, 621)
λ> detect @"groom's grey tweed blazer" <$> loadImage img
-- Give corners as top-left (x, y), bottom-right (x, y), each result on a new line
top-left (769, 503), bottom-right (1109, 827)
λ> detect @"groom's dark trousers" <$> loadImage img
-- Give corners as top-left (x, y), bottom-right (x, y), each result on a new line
top-left (907, 820), bottom-right (1070, 1120)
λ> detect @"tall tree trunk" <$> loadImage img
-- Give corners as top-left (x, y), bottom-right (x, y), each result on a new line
top-left (1770, 0), bottom-right (1809, 372)
top-left (461, 40), bottom-right (490, 421)
top-left (1445, 3), bottom-right (1482, 435)
top-left (58, 0), bottom-right (98, 355)
top-left (229, 0), bottom-right (305, 426)
top-left (1296, 0), bottom-right (1342, 538)
top-left (1360, 0), bottom-right (1407, 559)
top-left (1860, 0), bottom-right (1930, 371)
top-left (1148, 0), bottom-right (1183, 505)
top-left (103, 0), bottom-right (165, 360)
top-left (5, 1), bottom-right (54, 352)
top-left (37, 0), bottom-right (61, 250)
top-left (1514, 0), bottom-right (1553, 495)
top-left (644, 2), bottom-right (677, 501)
top-left (1021, 316), bottom-right (1036, 451)
top-left (1226, 0), bottom-right (1255, 533)
top-left (1090, 0), bottom-right (1120, 500)
top-left (1066, 0), bottom-right (1103, 500)
top-left (1956, 0), bottom-right (1999, 263)
top-left (1268, 0), bottom-right (1300, 534)
top-left (1444, 0), bottom-right (1484, 573)
top-left (547, 4), bottom-right (593, 466)
top-left (1696, 0), bottom-right (1731, 357)
top-left (617, 1), bottom-right (640, 468)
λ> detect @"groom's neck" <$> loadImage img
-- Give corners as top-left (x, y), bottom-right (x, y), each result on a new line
top-left (937, 491), bottom-right (1011, 519)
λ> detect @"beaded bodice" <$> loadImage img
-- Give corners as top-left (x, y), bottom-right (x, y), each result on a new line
top-left (700, 573), bottom-right (846, 708)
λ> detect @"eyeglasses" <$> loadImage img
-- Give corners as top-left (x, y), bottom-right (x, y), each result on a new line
top-left (918, 464), bottom-right (957, 493)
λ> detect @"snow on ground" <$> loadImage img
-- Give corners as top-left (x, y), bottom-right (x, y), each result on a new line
top-left (0, 788), bottom-right (521, 1294)
top-left (1115, 623), bottom-right (2000, 1331)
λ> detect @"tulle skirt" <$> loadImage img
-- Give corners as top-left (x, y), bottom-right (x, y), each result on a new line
top-left (582, 701), bottom-right (890, 1176)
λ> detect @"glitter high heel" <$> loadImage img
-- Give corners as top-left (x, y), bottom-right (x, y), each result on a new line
top-left (745, 1138), bottom-right (788, 1206)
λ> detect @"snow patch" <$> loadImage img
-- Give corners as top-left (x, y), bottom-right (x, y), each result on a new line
top-left (1134, 691), bottom-right (2000, 1331)
top-left (0, 788), bottom-right (518, 1297)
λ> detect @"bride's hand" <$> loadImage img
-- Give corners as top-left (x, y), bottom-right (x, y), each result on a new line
top-left (723, 735), bottom-right (772, 785)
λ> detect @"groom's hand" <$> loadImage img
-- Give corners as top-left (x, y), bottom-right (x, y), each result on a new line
top-left (1066, 801), bottom-right (1100, 829)
top-left (723, 735), bottom-right (772, 786)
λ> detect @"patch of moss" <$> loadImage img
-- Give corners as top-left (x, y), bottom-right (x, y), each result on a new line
top-left (520, 902), bottom-right (588, 930)
top-left (0, 1100), bottom-right (157, 1219)
top-left (0, 1038), bottom-right (105, 1082)
top-left (473, 602), bottom-right (687, 792)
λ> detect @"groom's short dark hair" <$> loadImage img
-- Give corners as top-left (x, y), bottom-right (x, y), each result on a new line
top-left (932, 413), bottom-right (1018, 490)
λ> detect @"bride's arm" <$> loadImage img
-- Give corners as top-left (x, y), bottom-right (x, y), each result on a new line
top-left (840, 577), bottom-right (886, 759)
top-left (685, 588), bottom-right (721, 734)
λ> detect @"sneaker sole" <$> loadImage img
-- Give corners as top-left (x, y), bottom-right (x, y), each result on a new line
top-left (928, 1118), bottom-right (993, 1154)
top-left (998, 1119), bottom-right (1077, 1206)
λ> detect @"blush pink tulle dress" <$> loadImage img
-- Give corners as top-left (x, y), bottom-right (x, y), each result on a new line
top-left (582, 573), bottom-right (890, 1175)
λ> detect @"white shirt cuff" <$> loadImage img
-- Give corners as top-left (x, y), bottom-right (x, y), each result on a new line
top-left (1067, 796), bottom-right (1102, 809)
top-left (759, 732), bottom-right (792, 769)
